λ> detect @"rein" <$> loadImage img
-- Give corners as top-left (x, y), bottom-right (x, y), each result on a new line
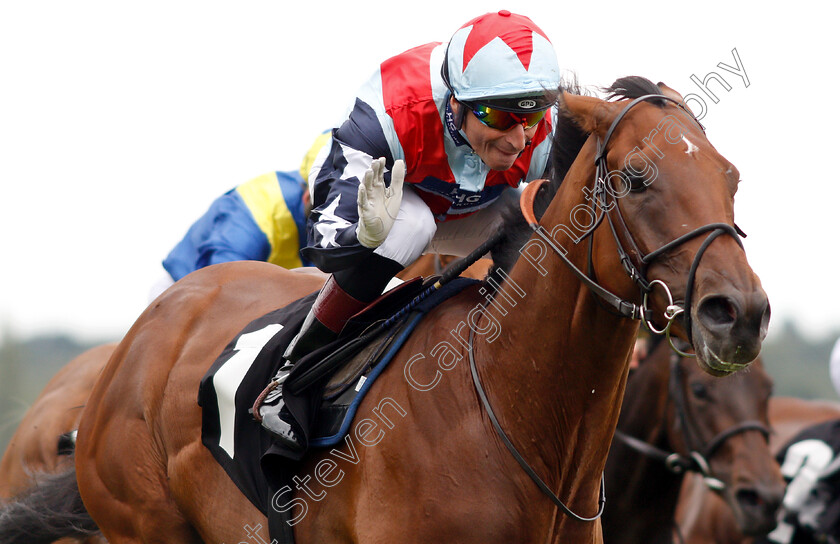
top-left (467, 314), bottom-right (606, 522)
top-left (520, 94), bottom-right (747, 355)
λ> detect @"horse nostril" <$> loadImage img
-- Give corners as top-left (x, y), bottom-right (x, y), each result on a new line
top-left (736, 487), bottom-right (762, 509)
top-left (697, 296), bottom-right (738, 329)
top-left (734, 485), bottom-right (784, 536)
top-left (758, 299), bottom-right (771, 338)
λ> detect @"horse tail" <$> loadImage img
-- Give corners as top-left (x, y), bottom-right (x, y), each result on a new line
top-left (0, 464), bottom-right (100, 544)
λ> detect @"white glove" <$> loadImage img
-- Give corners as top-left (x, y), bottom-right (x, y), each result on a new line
top-left (356, 157), bottom-right (405, 248)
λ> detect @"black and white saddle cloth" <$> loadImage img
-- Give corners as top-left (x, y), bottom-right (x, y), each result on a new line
top-left (761, 418), bottom-right (840, 544)
top-left (197, 276), bottom-right (478, 542)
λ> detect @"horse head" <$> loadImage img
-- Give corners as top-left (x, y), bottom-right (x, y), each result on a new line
top-left (555, 76), bottom-right (769, 376)
top-left (606, 339), bottom-right (783, 541)
top-left (663, 348), bottom-right (783, 536)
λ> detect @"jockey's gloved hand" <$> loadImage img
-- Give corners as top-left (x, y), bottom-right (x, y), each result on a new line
top-left (356, 157), bottom-right (405, 248)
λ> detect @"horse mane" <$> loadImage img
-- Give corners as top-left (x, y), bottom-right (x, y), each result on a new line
top-left (603, 75), bottom-right (668, 107)
top-left (488, 75), bottom-right (666, 278)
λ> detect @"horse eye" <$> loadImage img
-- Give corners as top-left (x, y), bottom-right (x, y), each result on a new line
top-left (621, 168), bottom-right (649, 193)
top-left (690, 382), bottom-right (709, 400)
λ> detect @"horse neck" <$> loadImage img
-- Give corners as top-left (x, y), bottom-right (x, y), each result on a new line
top-left (617, 351), bottom-right (675, 461)
top-left (475, 141), bottom-right (640, 501)
top-left (603, 352), bottom-right (686, 542)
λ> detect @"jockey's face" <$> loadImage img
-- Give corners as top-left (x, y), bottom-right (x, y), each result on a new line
top-left (452, 97), bottom-right (538, 171)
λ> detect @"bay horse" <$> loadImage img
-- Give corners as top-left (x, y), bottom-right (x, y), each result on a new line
top-left (602, 339), bottom-right (784, 543)
top-left (677, 397), bottom-right (840, 544)
top-left (0, 257), bottom-right (482, 493)
top-left (0, 255), bottom-right (487, 544)
top-left (0, 343), bottom-right (113, 544)
top-left (6, 77), bottom-right (769, 543)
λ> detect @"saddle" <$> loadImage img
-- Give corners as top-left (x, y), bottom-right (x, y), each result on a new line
top-left (197, 274), bottom-right (480, 531)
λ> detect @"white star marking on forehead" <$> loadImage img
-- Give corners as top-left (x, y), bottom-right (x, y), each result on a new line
top-left (682, 135), bottom-right (699, 155)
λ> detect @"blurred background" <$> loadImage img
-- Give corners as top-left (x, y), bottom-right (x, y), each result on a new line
top-left (2, 0), bottom-right (838, 452)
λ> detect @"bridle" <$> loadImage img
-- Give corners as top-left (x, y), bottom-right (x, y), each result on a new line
top-left (472, 93), bottom-right (750, 523)
top-left (614, 351), bottom-right (771, 491)
top-left (613, 352), bottom-right (771, 544)
top-left (521, 93), bottom-right (746, 357)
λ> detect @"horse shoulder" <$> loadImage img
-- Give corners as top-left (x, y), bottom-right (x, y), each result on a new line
top-left (298, 288), bottom-right (548, 542)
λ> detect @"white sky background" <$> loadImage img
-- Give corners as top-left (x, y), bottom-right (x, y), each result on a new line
top-left (0, 1), bottom-right (837, 343)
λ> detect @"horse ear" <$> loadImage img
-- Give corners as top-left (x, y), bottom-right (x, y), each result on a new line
top-left (560, 92), bottom-right (622, 136)
top-left (657, 82), bottom-right (687, 105)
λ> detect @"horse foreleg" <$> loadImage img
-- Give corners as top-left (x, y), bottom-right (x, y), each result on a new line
top-left (75, 414), bottom-right (205, 544)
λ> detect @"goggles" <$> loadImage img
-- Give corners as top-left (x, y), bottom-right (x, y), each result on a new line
top-left (465, 101), bottom-right (548, 131)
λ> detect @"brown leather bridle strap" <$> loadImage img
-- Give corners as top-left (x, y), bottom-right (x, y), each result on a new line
top-left (518, 179), bottom-right (651, 321)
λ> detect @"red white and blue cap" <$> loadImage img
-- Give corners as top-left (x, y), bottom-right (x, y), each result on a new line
top-left (442, 10), bottom-right (560, 110)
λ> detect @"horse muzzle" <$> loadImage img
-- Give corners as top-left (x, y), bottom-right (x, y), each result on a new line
top-left (691, 287), bottom-right (770, 375)
top-left (729, 479), bottom-right (785, 536)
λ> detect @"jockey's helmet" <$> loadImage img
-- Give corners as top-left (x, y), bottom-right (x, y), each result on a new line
top-left (441, 10), bottom-right (560, 114)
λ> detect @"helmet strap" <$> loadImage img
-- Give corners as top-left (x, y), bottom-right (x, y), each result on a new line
top-left (444, 97), bottom-right (471, 148)
top-left (441, 44), bottom-right (468, 131)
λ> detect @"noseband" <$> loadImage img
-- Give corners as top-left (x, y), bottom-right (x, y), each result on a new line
top-left (521, 94), bottom-right (746, 352)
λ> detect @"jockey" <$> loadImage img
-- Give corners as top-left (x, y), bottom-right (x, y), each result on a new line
top-left (258, 10), bottom-right (562, 449)
top-left (149, 131), bottom-right (331, 300)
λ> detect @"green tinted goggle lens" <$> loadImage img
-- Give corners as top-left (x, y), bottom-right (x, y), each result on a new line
top-left (469, 103), bottom-right (547, 130)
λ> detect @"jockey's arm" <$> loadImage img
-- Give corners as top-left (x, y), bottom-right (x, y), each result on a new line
top-left (301, 114), bottom-right (401, 271)
top-left (193, 194), bottom-right (277, 268)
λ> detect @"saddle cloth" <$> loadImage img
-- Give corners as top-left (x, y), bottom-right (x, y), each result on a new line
top-left (197, 276), bottom-right (479, 541)
top-left (761, 418), bottom-right (840, 544)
